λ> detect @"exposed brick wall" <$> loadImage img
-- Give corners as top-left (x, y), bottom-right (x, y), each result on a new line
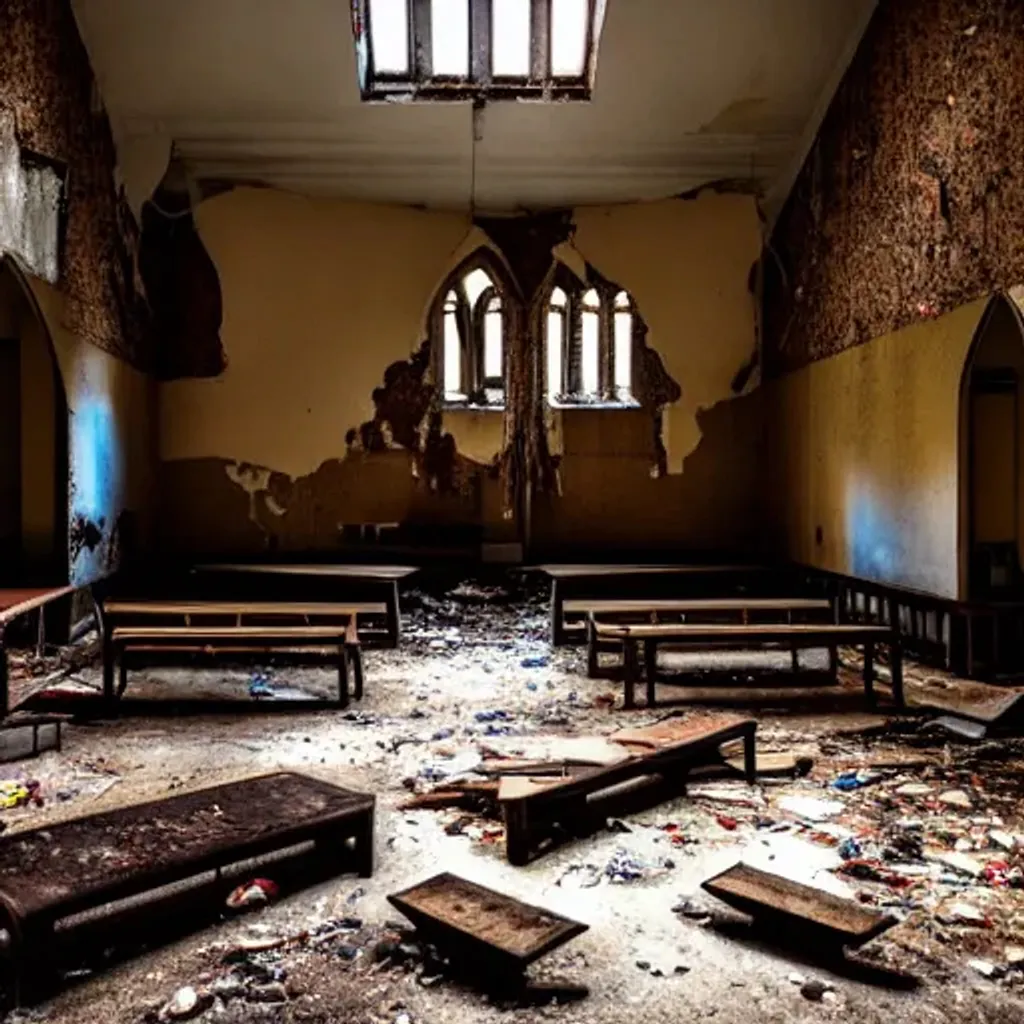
top-left (764, 0), bottom-right (1024, 375)
top-left (0, 0), bottom-right (151, 366)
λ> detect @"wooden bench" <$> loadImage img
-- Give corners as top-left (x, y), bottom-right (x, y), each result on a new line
top-left (0, 772), bottom-right (374, 1003)
top-left (539, 564), bottom-right (787, 645)
top-left (571, 596), bottom-right (834, 649)
top-left (499, 714), bottom-right (757, 865)
top-left (589, 621), bottom-right (904, 710)
top-left (0, 586), bottom-right (76, 720)
top-left (193, 563), bottom-right (418, 648)
top-left (97, 599), bottom-right (381, 706)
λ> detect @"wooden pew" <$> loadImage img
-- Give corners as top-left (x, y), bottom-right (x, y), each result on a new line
top-left (589, 620), bottom-right (903, 710)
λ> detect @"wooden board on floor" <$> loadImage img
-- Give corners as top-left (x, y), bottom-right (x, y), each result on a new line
top-left (701, 863), bottom-right (897, 948)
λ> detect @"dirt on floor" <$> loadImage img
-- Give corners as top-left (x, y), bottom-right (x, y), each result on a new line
top-left (0, 572), bottom-right (1023, 1024)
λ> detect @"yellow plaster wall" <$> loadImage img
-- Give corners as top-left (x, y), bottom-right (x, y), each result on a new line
top-left (161, 188), bottom-right (473, 476)
top-left (567, 193), bottom-right (763, 470)
top-left (763, 299), bottom-right (989, 599)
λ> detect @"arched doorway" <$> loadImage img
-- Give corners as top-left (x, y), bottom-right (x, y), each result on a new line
top-left (0, 256), bottom-right (69, 585)
top-left (959, 293), bottom-right (1024, 601)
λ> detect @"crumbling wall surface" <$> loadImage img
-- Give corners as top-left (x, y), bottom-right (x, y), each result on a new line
top-left (764, 0), bottom-right (1024, 374)
top-left (0, 0), bottom-right (151, 366)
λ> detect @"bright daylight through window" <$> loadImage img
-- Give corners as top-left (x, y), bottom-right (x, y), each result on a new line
top-left (353, 0), bottom-right (602, 101)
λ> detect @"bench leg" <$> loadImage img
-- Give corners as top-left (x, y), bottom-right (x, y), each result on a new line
top-left (643, 638), bottom-right (657, 709)
top-left (348, 644), bottom-right (364, 700)
top-left (863, 641), bottom-right (876, 707)
top-left (504, 799), bottom-right (531, 866)
top-left (102, 627), bottom-right (115, 705)
top-left (622, 640), bottom-right (637, 710)
top-left (890, 638), bottom-right (904, 708)
top-left (338, 646), bottom-right (350, 709)
top-left (117, 651), bottom-right (129, 698)
top-left (0, 624), bottom-right (8, 722)
top-left (550, 581), bottom-right (562, 647)
top-left (828, 643), bottom-right (838, 681)
top-left (790, 641), bottom-right (799, 674)
top-left (355, 807), bottom-right (374, 877)
top-left (586, 617), bottom-right (599, 679)
top-left (743, 728), bottom-right (757, 785)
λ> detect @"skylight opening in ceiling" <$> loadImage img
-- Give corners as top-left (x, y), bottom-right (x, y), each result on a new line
top-left (352, 0), bottom-right (605, 102)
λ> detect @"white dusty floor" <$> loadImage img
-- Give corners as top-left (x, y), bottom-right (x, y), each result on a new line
top-left (2, 579), bottom-right (1023, 1023)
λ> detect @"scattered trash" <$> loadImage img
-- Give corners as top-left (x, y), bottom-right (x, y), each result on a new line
top-left (838, 837), bottom-right (862, 861)
top-left (800, 979), bottom-right (832, 1001)
top-left (969, 959), bottom-right (1002, 979)
top-left (717, 815), bottom-right (739, 831)
top-left (939, 902), bottom-right (988, 927)
top-left (0, 779), bottom-right (40, 809)
top-left (520, 656), bottom-right (549, 669)
top-left (248, 673), bottom-right (275, 700)
top-left (226, 878), bottom-right (280, 912)
top-left (777, 795), bottom-right (844, 822)
top-left (832, 769), bottom-right (880, 792)
top-left (938, 789), bottom-right (973, 810)
top-left (604, 848), bottom-right (675, 883)
top-left (161, 986), bottom-right (212, 1021)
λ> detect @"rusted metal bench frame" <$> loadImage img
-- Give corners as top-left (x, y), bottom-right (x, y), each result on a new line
top-left (0, 772), bottom-right (374, 1003)
top-left (501, 718), bottom-right (756, 865)
top-left (589, 620), bottom-right (904, 710)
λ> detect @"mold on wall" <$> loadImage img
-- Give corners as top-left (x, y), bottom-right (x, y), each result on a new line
top-left (763, 298), bottom-right (989, 598)
top-left (764, 0), bottom-right (1024, 374)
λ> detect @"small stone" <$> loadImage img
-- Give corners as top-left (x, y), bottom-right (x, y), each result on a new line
top-left (336, 943), bottom-right (360, 961)
top-left (246, 982), bottom-right (288, 1004)
top-left (822, 991), bottom-right (839, 1004)
top-left (419, 975), bottom-right (444, 988)
top-left (800, 980), bottom-right (830, 1001)
top-left (161, 986), bottom-right (212, 1021)
top-left (941, 902), bottom-right (987, 927)
top-left (635, 960), bottom-right (651, 971)
top-left (788, 972), bottom-right (807, 986)
top-left (939, 790), bottom-right (973, 810)
top-left (674, 965), bottom-right (691, 976)
top-left (895, 783), bottom-right (934, 798)
top-left (1005, 945), bottom-right (1024, 967)
top-left (990, 830), bottom-right (1019, 852)
top-left (968, 959), bottom-right (1001, 979)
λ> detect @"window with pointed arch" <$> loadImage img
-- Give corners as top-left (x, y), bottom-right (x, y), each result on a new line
top-left (434, 255), bottom-right (512, 408)
top-left (545, 279), bottom-right (639, 406)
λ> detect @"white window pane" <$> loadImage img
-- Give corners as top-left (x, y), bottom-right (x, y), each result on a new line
top-left (550, 287), bottom-right (567, 308)
top-left (432, 0), bottom-right (469, 76)
top-left (582, 287), bottom-right (599, 310)
top-left (551, 0), bottom-right (588, 77)
top-left (614, 310), bottom-right (632, 392)
top-left (444, 310), bottom-right (461, 395)
top-left (614, 289), bottom-right (630, 310)
top-left (581, 310), bottom-right (599, 395)
top-left (462, 267), bottom-right (493, 309)
top-left (369, 0), bottom-right (409, 73)
top-left (547, 311), bottom-right (563, 398)
top-left (492, 0), bottom-right (531, 76)
top-left (484, 309), bottom-right (503, 378)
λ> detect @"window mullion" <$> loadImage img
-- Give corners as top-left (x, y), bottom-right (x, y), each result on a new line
top-left (566, 295), bottom-right (582, 396)
top-left (411, 0), bottom-right (432, 79)
top-left (470, 0), bottom-right (491, 86)
top-left (531, 0), bottom-right (551, 81)
top-left (599, 287), bottom-right (614, 400)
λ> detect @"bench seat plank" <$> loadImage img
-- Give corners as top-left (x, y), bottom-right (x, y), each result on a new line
top-left (104, 601), bottom-right (387, 617)
top-left (113, 626), bottom-right (351, 640)
top-left (565, 597), bottom-right (831, 614)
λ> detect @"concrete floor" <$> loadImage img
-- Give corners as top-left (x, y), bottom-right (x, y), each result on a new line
top-left (2, 579), bottom-right (1023, 1023)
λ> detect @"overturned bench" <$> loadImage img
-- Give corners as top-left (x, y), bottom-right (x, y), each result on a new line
top-left (589, 621), bottom-right (904, 710)
top-left (499, 714), bottom-right (757, 865)
top-left (96, 600), bottom-right (379, 707)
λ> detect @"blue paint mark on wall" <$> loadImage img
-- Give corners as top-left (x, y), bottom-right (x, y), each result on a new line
top-left (70, 396), bottom-right (123, 582)
top-left (845, 482), bottom-right (901, 584)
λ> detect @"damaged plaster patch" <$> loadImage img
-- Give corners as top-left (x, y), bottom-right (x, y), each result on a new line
top-left (225, 462), bottom-right (274, 526)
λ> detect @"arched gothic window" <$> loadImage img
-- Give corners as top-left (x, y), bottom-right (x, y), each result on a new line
top-left (433, 253), bottom-right (514, 407)
top-left (545, 281), bottom-right (638, 405)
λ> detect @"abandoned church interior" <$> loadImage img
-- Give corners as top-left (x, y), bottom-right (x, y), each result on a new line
top-left (2, 0), bottom-right (1024, 1021)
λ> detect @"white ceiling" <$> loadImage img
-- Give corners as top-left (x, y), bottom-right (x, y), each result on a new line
top-left (72, 0), bottom-right (876, 212)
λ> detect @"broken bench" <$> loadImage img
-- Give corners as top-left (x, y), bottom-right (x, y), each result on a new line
top-left (0, 772), bottom-right (374, 1002)
top-left (589, 621), bottom-right (905, 710)
top-left (499, 714), bottom-right (757, 865)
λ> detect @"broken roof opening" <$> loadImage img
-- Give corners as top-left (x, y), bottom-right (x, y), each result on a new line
top-left (352, 0), bottom-right (605, 102)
